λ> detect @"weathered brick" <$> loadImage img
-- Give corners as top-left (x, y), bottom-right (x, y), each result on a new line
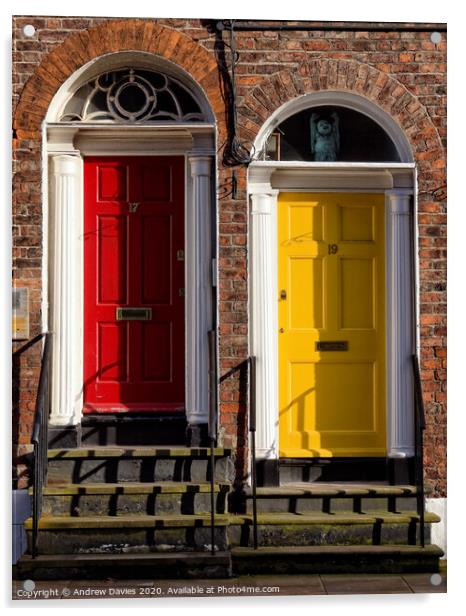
top-left (11, 16), bottom-right (447, 495)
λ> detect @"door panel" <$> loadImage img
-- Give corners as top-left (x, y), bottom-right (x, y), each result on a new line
top-left (98, 215), bottom-right (128, 304)
top-left (278, 192), bottom-right (386, 457)
top-left (84, 156), bottom-right (185, 413)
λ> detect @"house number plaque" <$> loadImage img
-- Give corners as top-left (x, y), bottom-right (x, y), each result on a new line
top-left (12, 287), bottom-right (29, 340)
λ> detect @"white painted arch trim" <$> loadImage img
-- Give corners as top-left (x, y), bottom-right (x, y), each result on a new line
top-left (248, 161), bottom-right (417, 460)
top-left (253, 90), bottom-right (414, 164)
top-left (44, 50), bottom-right (217, 427)
top-left (45, 50), bottom-right (216, 125)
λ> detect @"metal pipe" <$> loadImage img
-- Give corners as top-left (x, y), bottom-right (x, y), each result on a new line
top-left (412, 354), bottom-right (426, 548)
top-left (208, 331), bottom-right (217, 556)
top-left (218, 20), bottom-right (446, 33)
top-left (210, 437), bottom-right (216, 556)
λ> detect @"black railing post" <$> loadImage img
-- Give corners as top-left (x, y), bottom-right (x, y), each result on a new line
top-left (31, 446), bottom-right (38, 559)
top-left (412, 354), bottom-right (426, 548)
top-left (249, 356), bottom-right (258, 550)
top-left (208, 331), bottom-right (217, 557)
top-left (31, 333), bottom-right (52, 559)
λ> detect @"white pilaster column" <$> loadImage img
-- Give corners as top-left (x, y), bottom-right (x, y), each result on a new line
top-left (386, 189), bottom-right (415, 457)
top-left (49, 154), bottom-right (83, 426)
top-left (250, 188), bottom-right (279, 459)
top-left (186, 156), bottom-right (213, 425)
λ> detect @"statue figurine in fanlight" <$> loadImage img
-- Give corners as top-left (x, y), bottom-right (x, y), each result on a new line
top-left (310, 112), bottom-right (340, 161)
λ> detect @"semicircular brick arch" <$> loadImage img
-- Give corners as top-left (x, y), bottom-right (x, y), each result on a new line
top-left (13, 19), bottom-right (225, 138)
top-left (239, 58), bottom-right (444, 174)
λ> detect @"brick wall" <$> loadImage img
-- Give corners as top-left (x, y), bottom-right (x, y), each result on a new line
top-left (12, 17), bottom-right (446, 495)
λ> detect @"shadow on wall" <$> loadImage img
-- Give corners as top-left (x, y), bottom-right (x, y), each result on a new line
top-left (219, 359), bottom-right (249, 485)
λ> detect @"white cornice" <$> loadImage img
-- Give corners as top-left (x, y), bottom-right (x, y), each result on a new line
top-left (47, 124), bottom-right (216, 156)
top-left (249, 162), bottom-right (415, 192)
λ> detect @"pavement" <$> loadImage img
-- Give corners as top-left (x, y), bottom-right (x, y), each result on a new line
top-left (12, 566), bottom-right (447, 600)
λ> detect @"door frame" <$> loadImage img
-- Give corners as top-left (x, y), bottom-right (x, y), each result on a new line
top-left (248, 161), bottom-right (418, 462)
top-left (45, 123), bottom-right (217, 428)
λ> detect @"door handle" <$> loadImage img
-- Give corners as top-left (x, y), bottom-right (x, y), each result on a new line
top-left (280, 289), bottom-right (287, 300)
top-left (128, 202), bottom-right (140, 213)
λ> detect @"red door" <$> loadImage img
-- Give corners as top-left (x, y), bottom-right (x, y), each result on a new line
top-left (83, 156), bottom-right (185, 413)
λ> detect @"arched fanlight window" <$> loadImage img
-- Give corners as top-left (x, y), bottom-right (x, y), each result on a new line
top-left (59, 67), bottom-right (207, 123)
top-left (263, 105), bottom-right (401, 163)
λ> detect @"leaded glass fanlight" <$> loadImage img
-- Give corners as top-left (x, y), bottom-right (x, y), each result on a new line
top-left (263, 105), bottom-right (401, 162)
top-left (59, 68), bottom-right (207, 123)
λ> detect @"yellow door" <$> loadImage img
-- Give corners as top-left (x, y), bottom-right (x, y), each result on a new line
top-left (278, 192), bottom-right (386, 458)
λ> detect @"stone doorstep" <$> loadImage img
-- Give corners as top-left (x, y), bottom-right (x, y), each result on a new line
top-left (31, 482), bottom-right (232, 495)
top-left (230, 545), bottom-right (444, 575)
top-left (14, 547), bottom-right (443, 580)
top-left (238, 484), bottom-right (419, 514)
top-left (231, 545), bottom-right (444, 557)
top-left (15, 552), bottom-right (233, 580)
top-left (24, 514), bottom-right (230, 530)
top-left (229, 511), bottom-right (441, 525)
top-left (22, 512), bottom-right (442, 564)
top-left (24, 510), bottom-right (441, 530)
top-left (17, 551), bottom-right (232, 566)
top-left (38, 482), bottom-right (230, 517)
top-left (243, 484), bottom-right (418, 497)
top-left (47, 447), bottom-right (232, 459)
top-left (226, 512), bottom-right (439, 550)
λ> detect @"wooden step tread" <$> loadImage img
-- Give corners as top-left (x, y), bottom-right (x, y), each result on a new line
top-left (36, 482), bottom-right (231, 495)
top-left (244, 484), bottom-right (417, 498)
top-left (48, 447), bottom-right (231, 459)
top-left (229, 511), bottom-right (441, 525)
top-left (25, 514), bottom-right (230, 530)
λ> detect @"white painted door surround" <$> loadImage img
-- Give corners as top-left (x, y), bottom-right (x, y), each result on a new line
top-left (46, 126), bottom-right (216, 427)
top-left (47, 125), bottom-right (214, 426)
top-left (44, 52), bottom-right (217, 428)
top-left (248, 91), bottom-right (418, 462)
top-left (248, 162), bottom-right (417, 461)
top-left (249, 161), bottom-right (415, 459)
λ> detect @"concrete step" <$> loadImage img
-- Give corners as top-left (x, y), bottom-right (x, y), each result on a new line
top-left (235, 483), bottom-right (418, 514)
top-left (80, 413), bottom-right (188, 447)
top-left (279, 458), bottom-right (389, 483)
top-left (231, 545), bottom-right (444, 575)
top-left (15, 551), bottom-right (232, 580)
top-left (47, 447), bottom-right (233, 484)
top-left (37, 482), bottom-right (231, 516)
top-left (25, 514), bottom-right (230, 554)
top-left (227, 511), bottom-right (440, 548)
top-left (24, 506), bottom-right (440, 557)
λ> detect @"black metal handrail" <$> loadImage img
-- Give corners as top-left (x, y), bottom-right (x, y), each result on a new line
top-left (207, 331), bottom-right (218, 556)
top-left (31, 333), bottom-right (52, 558)
top-left (249, 356), bottom-right (258, 549)
top-left (412, 354), bottom-right (426, 548)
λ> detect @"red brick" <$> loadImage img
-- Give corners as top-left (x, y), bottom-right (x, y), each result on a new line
top-left (11, 17), bottom-right (447, 495)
